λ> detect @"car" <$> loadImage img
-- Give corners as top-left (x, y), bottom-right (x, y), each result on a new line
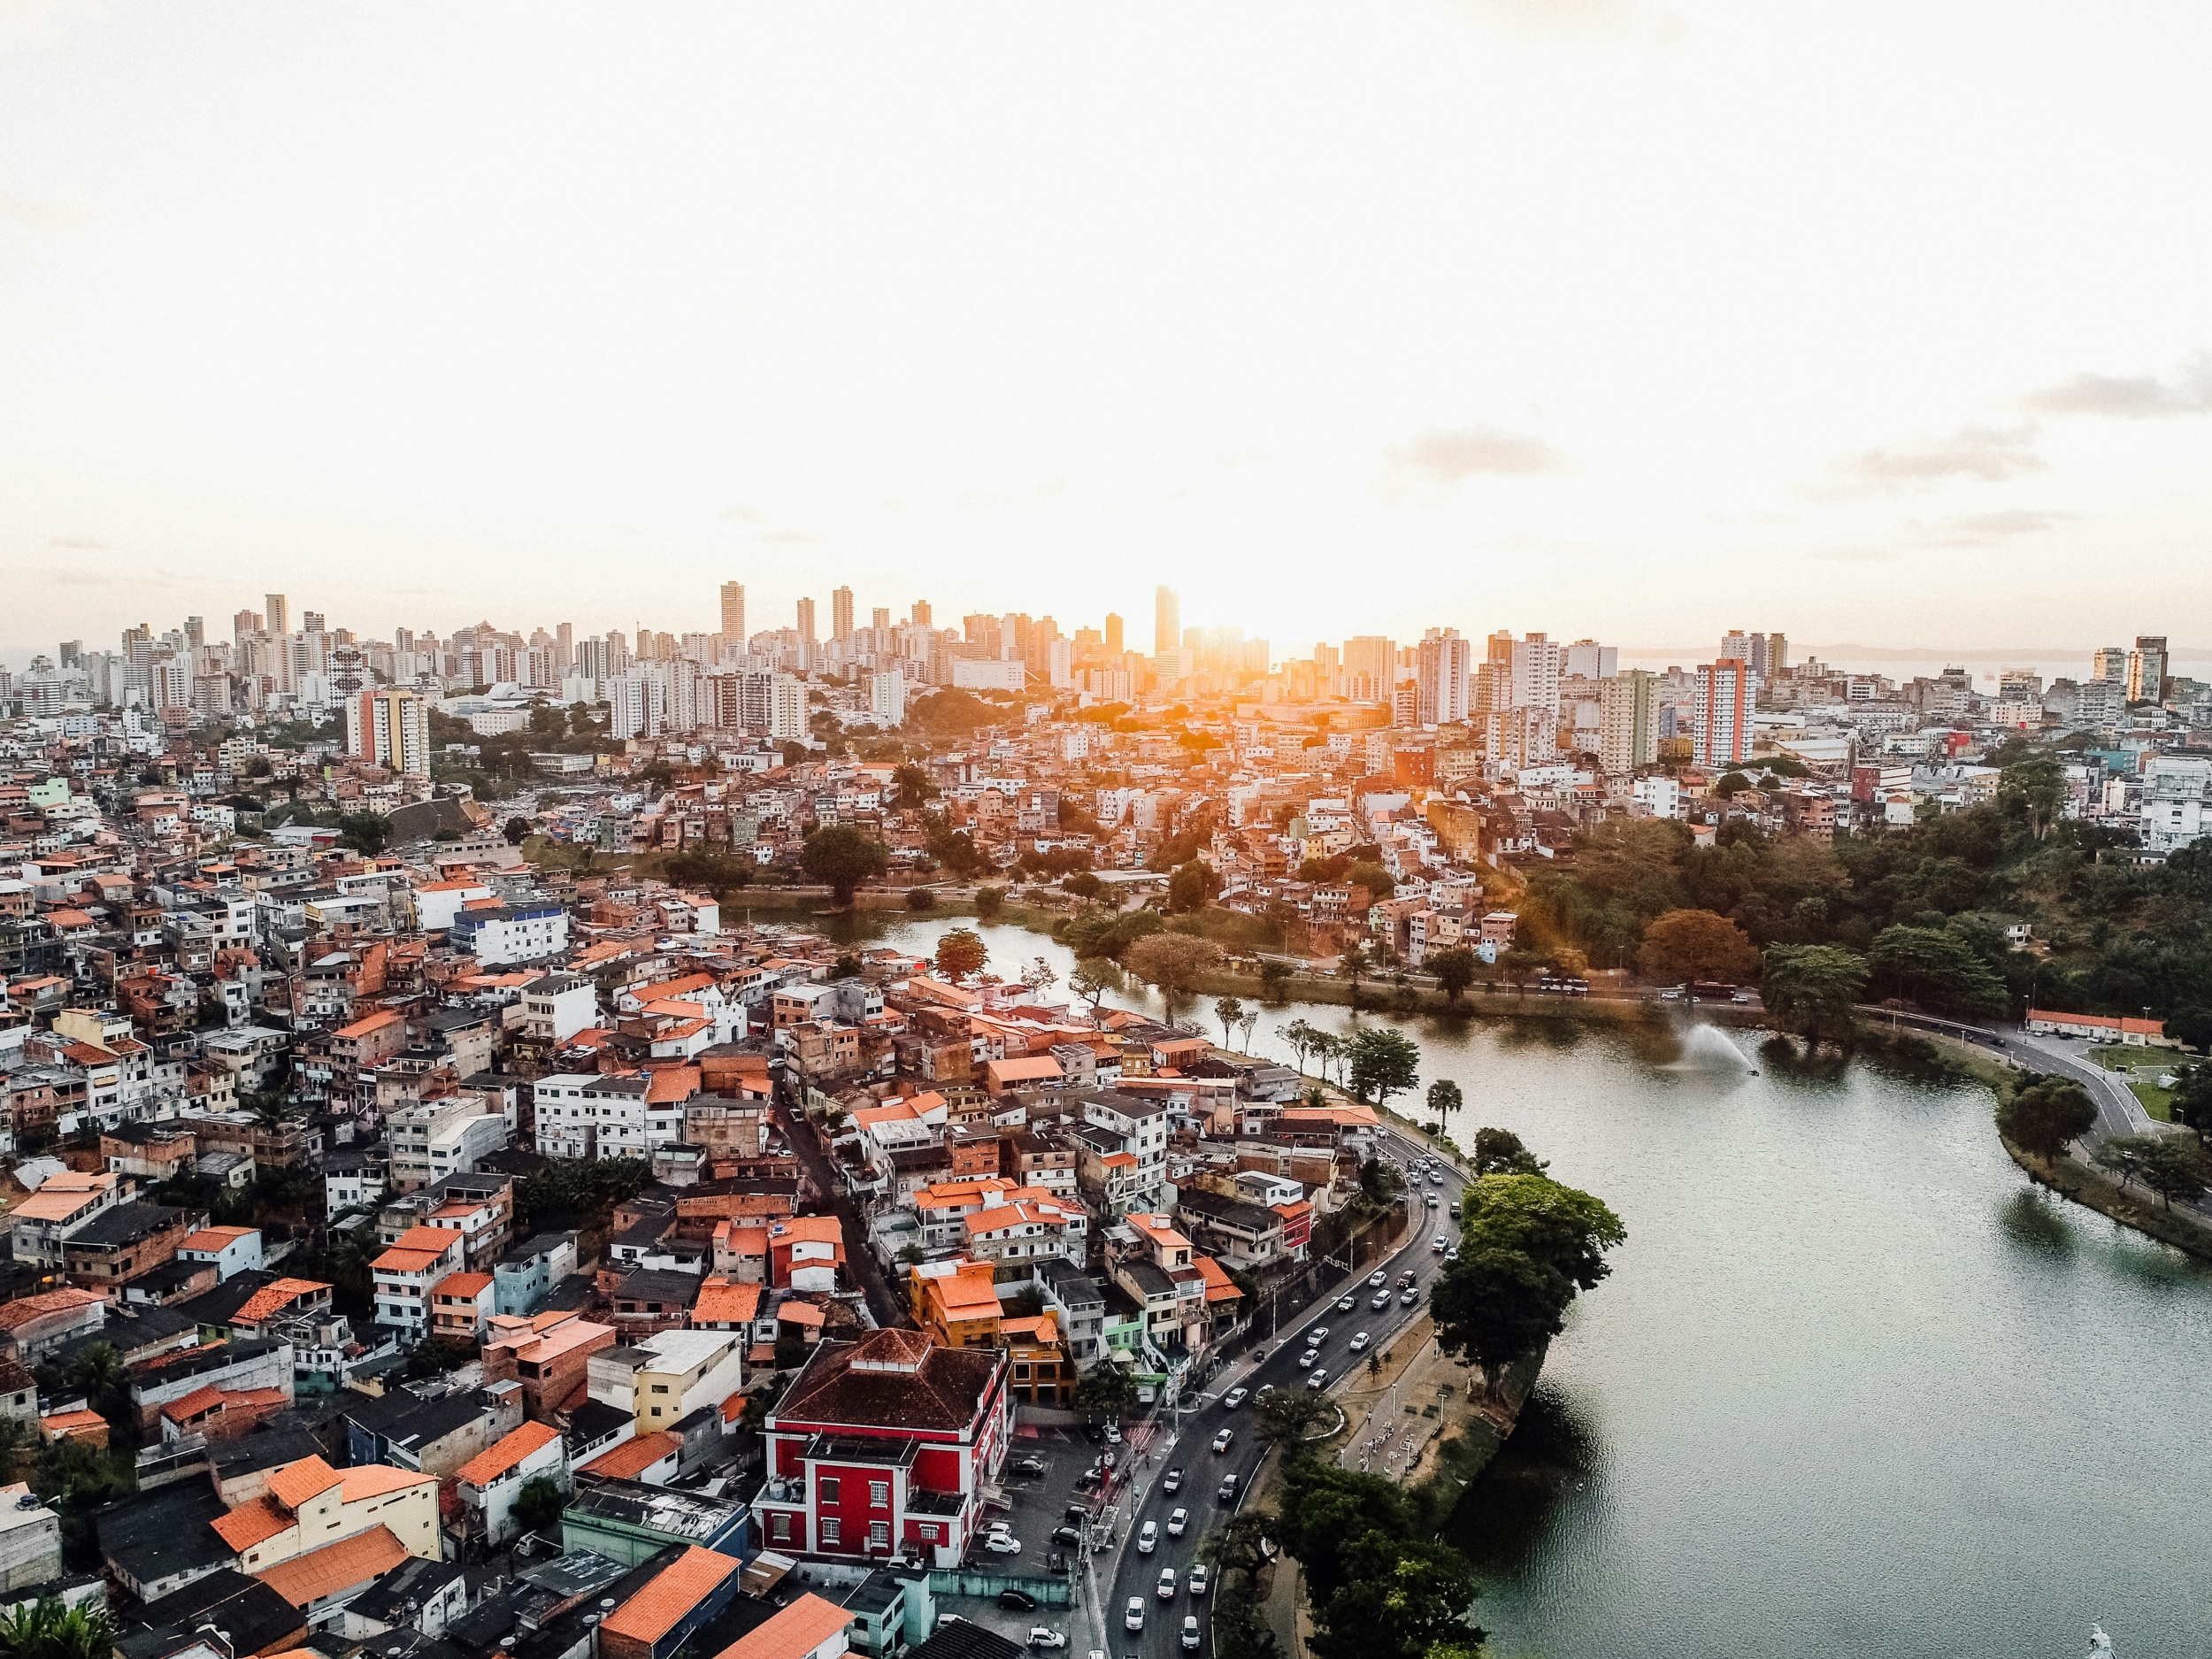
top-left (1223, 1387), bottom-right (1248, 1409)
top-left (1432, 1236), bottom-right (1448, 1251)
top-left (1348, 1332), bottom-right (1371, 1352)
top-left (1168, 1507), bottom-right (1188, 1537)
top-left (1371, 1291), bottom-right (1391, 1310)
top-left (984, 1532), bottom-right (1023, 1555)
top-left (935, 1617), bottom-right (966, 1631)
top-left (1400, 1270), bottom-right (1418, 1286)
top-left (1085, 1422), bottom-right (1104, 1442)
top-left (1368, 1270), bottom-right (1388, 1287)
top-left (1104, 1422), bottom-right (1123, 1444)
top-left (1012, 1455), bottom-right (1047, 1478)
top-left (1297, 1348), bottom-right (1318, 1368)
top-left (1075, 1469), bottom-right (1103, 1490)
top-left (1212, 1428), bottom-right (1234, 1454)
top-left (1448, 1202), bottom-right (1462, 1218)
top-left (1029, 1628), bottom-right (1067, 1649)
top-left (1101, 1450), bottom-right (1118, 1469)
top-left (1308, 1368), bottom-right (1327, 1389)
top-left (1336, 1294), bottom-right (1357, 1312)
top-left (1425, 1194), bottom-right (1439, 1209)
top-left (1309, 1327), bottom-right (1329, 1344)
top-left (1162, 1467), bottom-right (1183, 1494)
top-left (1217, 1473), bottom-right (1240, 1501)
top-left (1051, 1525), bottom-right (1083, 1547)
top-left (1065, 1504), bottom-right (1091, 1524)
top-left (1400, 1286), bottom-right (1420, 1306)
top-left (1126, 1599), bottom-right (1146, 1632)
top-left (1188, 1563), bottom-right (1210, 1597)
top-left (1182, 1615), bottom-right (1202, 1650)
top-left (999, 1589), bottom-right (1040, 1611)
top-left (1429, 1172), bottom-right (1442, 1185)
top-left (1137, 1521), bottom-right (1158, 1555)
top-left (1445, 1247), bottom-right (1459, 1262)
top-left (1157, 1567), bottom-right (1178, 1601)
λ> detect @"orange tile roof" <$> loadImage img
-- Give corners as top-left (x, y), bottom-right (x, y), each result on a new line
top-left (339, 1464), bottom-right (435, 1502)
top-left (0, 1288), bottom-right (104, 1328)
top-left (253, 1525), bottom-right (411, 1609)
top-left (159, 1385), bottom-right (226, 1422)
top-left (692, 1279), bottom-right (763, 1325)
top-left (334, 1010), bottom-right (403, 1039)
top-left (434, 1271), bottom-right (495, 1299)
top-left (457, 1420), bottom-right (564, 1488)
top-left (707, 1592), bottom-right (856, 1659)
top-left (602, 1545), bottom-right (741, 1643)
top-left (10, 1188), bottom-right (111, 1224)
top-left (647, 1065), bottom-right (702, 1104)
top-left (1000, 1313), bottom-right (1059, 1345)
top-left (211, 1494), bottom-right (293, 1551)
top-left (232, 1278), bottom-right (330, 1326)
top-left (39, 1409), bottom-right (107, 1434)
top-left (1194, 1255), bottom-right (1243, 1303)
top-left (777, 1300), bottom-right (826, 1327)
top-left (580, 1431), bottom-right (681, 1481)
top-left (768, 1216), bottom-right (844, 1247)
top-left (265, 1455), bottom-right (343, 1509)
top-left (180, 1225), bottom-right (257, 1251)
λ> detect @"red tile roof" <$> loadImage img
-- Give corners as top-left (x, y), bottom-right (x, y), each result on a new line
top-left (603, 1545), bottom-right (741, 1643)
top-left (211, 1494), bottom-right (292, 1551)
top-left (457, 1420), bottom-right (563, 1487)
top-left (707, 1593), bottom-right (855, 1659)
top-left (580, 1431), bottom-right (681, 1481)
top-left (253, 1525), bottom-right (411, 1608)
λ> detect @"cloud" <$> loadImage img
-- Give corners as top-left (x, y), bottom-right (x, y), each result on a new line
top-left (0, 0), bottom-right (102, 54)
top-left (1443, 0), bottom-right (1688, 50)
top-left (1911, 508), bottom-right (2073, 546)
top-left (2022, 352), bottom-right (2212, 418)
top-left (46, 535), bottom-right (112, 549)
top-left (1812, 547), bottom-right (1895, 563)
top-left (718, 503), bottom-right (772, 525)
top-left (762, 527), bottom-right (827, 545)
top-left (0, 168), bottom-right (97, 231)
top-left (1377, 423), bottom-right (1573, 503)
top-left (1800, 423), bottom-right (2047, 499)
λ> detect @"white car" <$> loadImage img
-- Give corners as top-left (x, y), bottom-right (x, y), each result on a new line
top-left (1308, 1327), bottom-right (1330, 1344)
top-left (1188, 1563), bottom-right (1211, 1597)
top-left (1157, 1567), bottom-right (1178, 1601)
top-left (1348, 1332), bottom-right (1371, 1352)
top-left (1137, 1520), bottom-right (1158, 1555)
top-left (1432, 1235), bottom-right (1448, 1251)
top-left (1308, 1368), bottom-right (1328, 1390)
top-left (1028, 1630), bottom-right (1067, 1650)
top-left (1167, 1507), bottom-right (1188, 1537)
top-left (1223, 1387), bottom-right (1248, 1409)
top-left (1212, 1428), bottom-right (1234, 1454)
top-left (1336, 1294), bottom-right (1356, 1312)
top-left (1368, 1270), bottom-right (1388, 1287)
top-left (1297, 1348), bottom-right (1318, 1368)
top-left (983, 1530), bottom-right (1022, 1555)
top-left (1182, 1616), bottom-right (1202, 1650)
top-left (1105, 1422), bottom-right (1123, 1444)
top-left (1126, 1599), bottom-right (1146, 1632)
top-left (1370, 1291), bottom-right (1391, 1310)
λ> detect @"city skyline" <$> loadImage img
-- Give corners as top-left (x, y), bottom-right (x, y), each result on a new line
top-left (9, 6), bottom-right (2212, 652)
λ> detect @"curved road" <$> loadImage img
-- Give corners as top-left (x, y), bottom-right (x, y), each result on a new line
top-left (1090, 1128), bottom-right (1469, 1659)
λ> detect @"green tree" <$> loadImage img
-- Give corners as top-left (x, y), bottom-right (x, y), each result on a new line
top-left (1471, 1127), bottom-right (1546, 1177)
top-left (1168, 860), bottom-right (1217, 914)
top-left (1215, 995), bottom-right (1246, 1048)
top-left (1310, 1532), bottom-right (1484, 1659)
top-left (1124, 933), bottom-right (1225, 1002)
top-left (1430, 1243), bottom-right (1573, 1401)
top-left (1761, 943), bottom-right (1870, 1048)
top-left (1070, 956), bottom-right (1122, 1011)
top-left (0, 1595), bottom-right (118, 1659)
top-left (1345, 1026), bottom-right (1420, 1108)
top-left (1426, 945), bottom-right (1478, 1005)
top-left (934, 928), bottom-right (987, 981)
top-left (1425, 1079), bottom-right (1463, 1126)
top-left (1252, 1386), bottom-right (1335, 1449)
top-left (2170, 1064), bottom-right (2212, 1136)
top-left (1998, 754), bottom-right (2067, 842)
top-left (334, 811), bottom-right (391, 856)
top-left (1638, 908), bottom-right (1761, 983)
top-left (1064, 871), bottom-right (1103, 901)
top-left (503, 815), bottom-right (533, 844)
top-left (890, 763), bottom-right (938, 809)
top-left (798, 825), bottom-right (889, 905)
top-left (1866, 925), bottom-right (2011, 1018)
top-left (1994, 1075), bottom-right (2098, 1168)
top-left (2112, 1136), bottom-right (2211, 1209)
top-left (511, 1475), bottom-right (566, 1538)
top-left (904, 887), bottom-right (937, 910)
top-left (1345, 861), bottom-right (1396, 901)
top-left (969, 884), bottom-right (1007, 922)
top-left (1259, 959), bottom-right (1294, 1002)
top-left (1072, 1363), bottom-right (1138, 1418)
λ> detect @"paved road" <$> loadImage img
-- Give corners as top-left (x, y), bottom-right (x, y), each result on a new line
top-left (1092, 1129), bottom-right (1468, 1659)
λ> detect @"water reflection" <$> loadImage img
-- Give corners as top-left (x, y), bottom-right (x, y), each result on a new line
top-left (1999, 1188), bottom-right (2076, 1253)
top-left (1446, 1383), bottom-right (1602, 1578)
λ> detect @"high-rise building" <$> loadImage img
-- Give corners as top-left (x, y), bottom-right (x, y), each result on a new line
top-left (1104, 613), bottom-right (1124, 656)
top-left (1510, 633), bottom-right (1563, 713)
top-left (872, 607), bottom-right (891, 634)
top-left (911, 601), bottom-right (932, 628)
top-left (555, 622), bottom-right (574, 672)
top-left (796, 598), bottom-right (817, 645)
top-left (872, 671), bottom-right (907, 726)
top-left (265, 595), bottom-right (290, 636)
top-left (720, 582), bottom-right (746, 642)
top-left (303, 611), bottom-right (326, 634)
top-left (347, 687), bottom-right (429, 777)
top-left (831, 587), bottom-right (854, 641)
top-left (2090, 645), bottom-right (2129, 686)
top-left (1415, 628), bottom-right (1472, 726)
top-left (1342, 636), bottom-right (1394, 703)
top-left (2128, 635), bottom-right (2170, 703)
top-left (1599, 671), bottom-right (1658, 772)
top-left (1564, 639), bottom-right (1617, 680)
top-left (233, 609), bottom-right (261, 643)
top-left (1694, 660), bottom-right (1755, 769)
top-left (1156, 587), bottom-right (1180, 656)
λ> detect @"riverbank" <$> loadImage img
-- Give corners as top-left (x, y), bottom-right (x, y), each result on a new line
top-left (2000, 1133), bottom-right (2212, 1265)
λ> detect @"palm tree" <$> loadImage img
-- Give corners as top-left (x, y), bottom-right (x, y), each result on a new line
top-left (0, 1596), bottom-right (117, 1659)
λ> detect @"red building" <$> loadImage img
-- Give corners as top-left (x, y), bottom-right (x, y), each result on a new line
top-left (751, 1327), bottom-right (1010, 1567)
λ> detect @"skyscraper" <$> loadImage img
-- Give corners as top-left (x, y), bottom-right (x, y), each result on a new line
top-left (265, 594), bottom-right (289, 635)
top-left (347, 687), bottom-right (429, 776)
top-left (1564, 639), bottom-right (1617, 680)
top-left (1104, 613), bottom-right (1123, 655)
top-left (911, 601), bottom-right (932, 628)
top-left (1599, 671), bottom-right (1657, 772)
top-left (1156, 587), bottom-right (1180, 655)
top-left (556, 622), bottom-right (574, 672)
top-left (2129, 635), bottom-right (2170, 703)
top-left (1342, 636), bottom-right (1394, 703)
top-left (1415, 628), bottom-right (1471, 726)
top-left (720, 581), bottom-right (745, 642)
top-left (796, 598), bottom-right (817, 645)
top-left (233, 609), bottom-right (261, 644)
top-left (832, 587), bottom-right (854, 641)
top-left (2091, 645), bottom-right (2129, 685)
top-left (1694, 660), bottom-right (1755, 768)
top-left (1510, 633), bottom-right (1563, 713)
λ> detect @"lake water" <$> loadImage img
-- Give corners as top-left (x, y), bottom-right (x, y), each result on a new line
top-left (799, 911), bottom-right (2212, 1657)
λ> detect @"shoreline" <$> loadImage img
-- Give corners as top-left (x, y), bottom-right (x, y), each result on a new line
top-left (2000, 1133), bottom-right (2212, 1265)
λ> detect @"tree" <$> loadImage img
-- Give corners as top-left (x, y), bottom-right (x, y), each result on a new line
top-left (1124, 933), bottom-right (1225, 1002)
top-left (1638, 908), bottom-right (1761, 984)
top-left (1867, 925), bottom-right (2011, 1018)
top-left (1064, 871), bottom-right (1103, 901)
top-left (2171, 1064), bottom-right (2212, 1136)
top-left (334, 811), bottom-right (391, 856)
top-left (511, 1476), bottom-right (566, 1539)
top-left (905, 887), bottom-right (937, 911)
top-left (1425, 1079), bottom-right (1463, 1125)
top-left (2101, 1136), bottom-right (2209, 1208)
top-left (1345, 861), bottom-right (1396, 901)
top-left (1471, 1126), bottom-right (1547, 1177)
top-left (503, 815), bottom-right (533, 844)
top-left (1998, 754), bottom-right (2066, 842)
top-left (934, 928), bottom-right (987, 981)
top-left (1309, 1531), bottom-right (1484, 1659)
top-left (798, 825), bottom-right (889, 905)
top-left (1994, 1074), bottom-right (2099, 1167)
top-left (1168, 860), bottom-right (1217, 914)
top-left (1495, 944), bottom-right (1546, 992)
top-left (1215, 995), bottom-right (1246, 1048)
top-left (1253, 1386), bottom-right (1335, 1449)
top-left (1073, 1363), bottom-right (1138, 1418)
top-left (1070, 956), bottom-right (1122, 1011)
top-left (1427, 946), bottom-right (1477, 1005)
top-left (974, 885), bottom-right (1007, 920)
top-left (890, 763), bottom-right (938, 809)
top-left (1761, 943), bottom-right (1870, 1048)
top-left (1019, 956), bottom-right (1059, 995)
top-left (1550, 946), bottom-right (1590, 979)
top-left (1432, 1244), bottom-right (1572, 1402)
top-left (0, 1596), bottom-right (118, 1659)
top-left (1345, 1026), bottom-right (1420, 1108)
top-left (828, 954), bottom-right (864, 981)
top-left (1259, 959), bottom-right (1294, 1002)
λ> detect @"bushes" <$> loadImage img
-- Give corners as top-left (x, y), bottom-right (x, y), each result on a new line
top-left (905, 887), bottom-right (937, 911)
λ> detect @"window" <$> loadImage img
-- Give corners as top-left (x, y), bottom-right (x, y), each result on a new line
top-left (870, 1520), bottom-right (890, 1549)
top-left (869, 1480), bottom-right (888, 1508)
top-left (821, 1517), bottom-right (841, 1546)
top-left (818, 1477), bottom-right (840, 1502)
top-left (651, 1383), bottom-right (668, 1394)
top-left (772, 1513), bottom-right (791, 1541)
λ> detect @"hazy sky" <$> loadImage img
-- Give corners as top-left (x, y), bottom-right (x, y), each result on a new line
top-left (4, 0), bottom-right (2209, 667)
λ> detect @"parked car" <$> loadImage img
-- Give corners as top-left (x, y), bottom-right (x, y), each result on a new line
top-left (1336, 1294), bottom-right (1357, 1312)
top-left (1168, 1508), bottom-right (1188, 1537)
top-left (1308, 1368), bottom-right (1328, 1389)
top-left (1029, 1629), bottom-right (1067, 1649)
top-left (1218, 1473), bottom-right (1240, 1501)
top-left (1085, 1422), bottom-right (1104, 1442)
top-left (1104, 1422), bottom-right (1123, 1444)
top-left (1075, 1469), bottom-right (1103, 1491)
top-left (1212, 1428), bottom-right (1234, 1453)
top-left (984, 1531), bottom-right (1023, 1555)
top-left (1000, 1590), bottom-right (1039, 1611)
top-left (1156, 1567), bottom-right (1178, 1601)
top-left (1012, 1455), bottom-right (1047, 1478)
top-left (1188, 1563), bottom-right (1211, 1597)
top-left (1126, 1599), bottom-right (1146, 1632)
top-left (1162, 1467), bottom-right (1183, 1494)
top-left (1223, 1387), bottom-right (1248, 1409)
top-left (1348, 1332), bottom-right (1371, 1352)
top-left (1137, 1521), bottom-right (1158, 1555)
top-left (1051, 1525), bottom-right (1083, 1548)
top-left (1065, 1504), bottom-right (1091, 1524)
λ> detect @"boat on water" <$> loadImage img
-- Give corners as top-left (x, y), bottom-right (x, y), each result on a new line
top-left (2088, 1624), bottom-right (2112, 1655)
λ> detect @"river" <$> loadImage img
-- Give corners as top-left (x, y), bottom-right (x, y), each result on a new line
top-left (785, 910), bottom-right (2212, 1656)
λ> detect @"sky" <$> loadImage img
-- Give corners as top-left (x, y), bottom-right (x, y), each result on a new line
top-left (4, 0), bottom-right (2210, 672)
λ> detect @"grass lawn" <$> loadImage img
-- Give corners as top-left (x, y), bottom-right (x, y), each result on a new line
top-left (2088, 1044), bottom-right (2177, 1121)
